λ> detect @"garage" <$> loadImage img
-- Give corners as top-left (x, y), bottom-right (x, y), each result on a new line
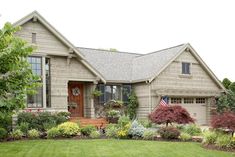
top-left (170, 97), bottom-right (207, 125)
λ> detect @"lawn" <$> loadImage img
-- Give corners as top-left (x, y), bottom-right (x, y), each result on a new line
top-left (0, 139), bottom-right (234, 157)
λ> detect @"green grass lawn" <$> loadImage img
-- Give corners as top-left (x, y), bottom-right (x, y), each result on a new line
top-left (0, 139), bottom-right (234, 157)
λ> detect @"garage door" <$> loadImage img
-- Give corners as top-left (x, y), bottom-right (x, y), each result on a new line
top-left (170, 98), bottom-right (207, 125)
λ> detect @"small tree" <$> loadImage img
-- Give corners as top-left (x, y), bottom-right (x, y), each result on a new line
top-left (216, 90), bottom-right (235, 112)
top-left (211, 111), bottom-right (235, 135)
top-left (0, 23), bottom-right (40, 119)
top-left (127, 91), bottom-right (139, 120)
top-left (149, 105), bottom-right (194, 126)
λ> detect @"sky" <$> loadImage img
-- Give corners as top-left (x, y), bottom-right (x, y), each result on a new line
top-left (0, 0), bottom-right (235, 81)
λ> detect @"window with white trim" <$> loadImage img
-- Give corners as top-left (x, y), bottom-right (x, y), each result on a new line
top-left (171, 98), bottom-right (182, 104)
top-left (184, 98), bottom-right (194, 104)
top-left (182, 62), bottom-right (190, 74)
top-left (27, 56), bottom-right (43, 108)
top-left (196, 98), bottom-right (206, 104)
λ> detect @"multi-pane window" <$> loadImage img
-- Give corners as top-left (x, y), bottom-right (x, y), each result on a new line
top-left (182, 62), bottom-right (190, 74)
top-left (184, 98), bottom-right (194, 104)
top-left (196, 98), bottom-right (206, 104)
top-left (46, 58), bottom-right (51, 108)
top-left (171, 98), bottom-right (182, 104)
top-left (27, 56), bottom-right (43, 108)
top-left (98, 84), bottom-right (131, 104)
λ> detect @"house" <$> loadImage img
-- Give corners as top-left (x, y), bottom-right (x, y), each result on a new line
top-left (13, 11), bottom-right (225, 125)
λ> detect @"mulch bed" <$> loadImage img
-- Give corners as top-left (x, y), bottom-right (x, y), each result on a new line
top-left (202, 144), bottom-right (235, 152)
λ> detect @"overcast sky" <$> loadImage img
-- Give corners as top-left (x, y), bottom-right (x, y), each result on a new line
top-left (0, 0), bottom-right (234, 81)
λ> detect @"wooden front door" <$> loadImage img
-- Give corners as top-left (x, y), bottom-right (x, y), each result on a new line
top-left (68, 82), bottom-right (84, 117)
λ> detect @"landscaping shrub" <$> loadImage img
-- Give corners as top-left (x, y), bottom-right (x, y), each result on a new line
top-left (180, 132), bottom-right (192, 141)
top-left (17, 112), bottom-right (70, 131)
top-left (149, 105), bottom-right (194, 126)
top-left (16, 122), bottom-right (29, 135)
top-left (139, 119), bottom-right (152, 128)
top-left (184, 124), bottom-right (202, 136)
top-left (202, 131), bottom-right (217, 144)
top-left (105, 124), bottom-right (119, 138)
top-left (10, 129), bottom-right (23, 140)
top-left (0, 115), bottom-right (12, 131)
top-left (215, 134), bottom-right (233, 148)
top-left (0, 128), bottom-right (8, 139)
top-left (57, 122), bottom-right (80, 137)
top-left (118, 116), bottom-right (130, 127)
top-left (128, 120), bottom-right (145, 138)
top-left (127, 91), bottom-right (139, 120)
top-left (47, 127), bottom-right (61, 139)
top-left (90, 131), bottom-right (100, 139)
top-left (117, 123), bottom-right (131, 139)
top-left (28, 129), bottom-right (40, 139)
top-left (143, 129), bottom-right (156, 140)
top-left (43, 121), bottom-right (57, 131)
top-left (81, 125), bottom-right (96, 136)
top-left (158, 127), bottom-right (180, 139)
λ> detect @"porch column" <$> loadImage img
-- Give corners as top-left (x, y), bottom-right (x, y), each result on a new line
top-left (42, 56), bottom-right (46, 109)
top-left (90, 82), bottom-right (97, 118)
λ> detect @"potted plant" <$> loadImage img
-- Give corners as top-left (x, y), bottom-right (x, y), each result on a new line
top-left (106, 109), bottom-right (121, 123)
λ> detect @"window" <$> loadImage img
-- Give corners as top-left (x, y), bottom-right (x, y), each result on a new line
top-left (27, 56), bottom-right (43, 108)
top-left (122, 85), bottom-right (132, 103)
top-left (97, 84), bottom-right (130, 104)
top-left (184, 98), bottom-right (194, 104)
top-left (32, 33), bottom-right (36, 44)
top-left (171, 98), bottom-right (182, 104)
top-left (46, 58), bottom-right (51, 108)
top-left (196, 98), bottom-right (206, 104)
top-left (182, 62), bottom-right (190, 74)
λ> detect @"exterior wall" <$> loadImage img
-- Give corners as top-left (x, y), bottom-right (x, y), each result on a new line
top-left (15, 20), bottom-right (69, 55)
top-left (134, 50), bottom-right (223, 124)
top-left (15, 20), bottom-right (97, 116)
top-left (50, 56), bottom-right (97, 111)
top-left (151, 50), bottom-right (222, 96)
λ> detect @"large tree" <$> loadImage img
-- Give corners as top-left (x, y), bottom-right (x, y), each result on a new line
top-left (216, 90), bottom-right (235, 112)
top-left (0, 23), bottom-right (39, 118)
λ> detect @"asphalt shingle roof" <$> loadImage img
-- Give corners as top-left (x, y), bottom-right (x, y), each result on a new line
top-left (77, 44), bottom-right (186, 83)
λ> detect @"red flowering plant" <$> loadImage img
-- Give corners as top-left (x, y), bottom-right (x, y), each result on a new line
top-left (149, 105), bottom-right (195, 127)
top-left (211, 111), bottom-right (235, 135)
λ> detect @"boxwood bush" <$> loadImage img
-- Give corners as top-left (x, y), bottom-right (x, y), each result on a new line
top-left (81, 125), bottom-right (96, 136)
top-left (158, 127), bottom-right (180, 139)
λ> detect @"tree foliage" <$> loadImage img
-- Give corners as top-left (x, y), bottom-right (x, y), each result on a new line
top-left (127, 91), bottom-right (139, 120)
top-left (149, 105), bottom-right (194, 126)
top-left (211, 111), bottom-right (235, 132)
top-left (222, 78), bottom-right (232, 89)
top-left (0, 23), bottom-right (39, 118)
top-left (216, 90), bottom-right (235, 112)
top-left (228, 82), bottom-right (235, 93)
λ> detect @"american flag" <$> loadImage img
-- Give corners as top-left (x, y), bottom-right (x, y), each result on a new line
top-left (159, 97), bottom-right (169, 107)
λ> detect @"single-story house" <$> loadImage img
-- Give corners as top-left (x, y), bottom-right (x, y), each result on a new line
top-left (13, 11), bottom-right (226, 125)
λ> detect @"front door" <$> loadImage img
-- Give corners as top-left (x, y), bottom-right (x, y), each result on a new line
top-left (68, 82), bottom-right (84, 117)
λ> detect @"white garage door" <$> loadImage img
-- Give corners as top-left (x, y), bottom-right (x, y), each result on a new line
top-left (170, 98), bottom-right (207, 125)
